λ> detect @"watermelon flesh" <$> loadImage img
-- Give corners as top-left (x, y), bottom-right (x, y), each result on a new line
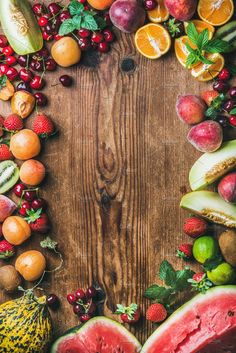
top-left (51, 316), bottom-right (142, 353)
top-left (141, 286), bottom-right (236, 353)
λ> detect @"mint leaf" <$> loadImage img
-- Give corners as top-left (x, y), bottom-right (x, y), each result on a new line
top-left (69, 0), bottom-right (84, 15)
top-left (73, 14), bottom-right (82, 28)
top-left (81, 13), bottom-right (98, 30)
top-left (205, 106), bottom-right (219, 118)
top-left (185, 42), bottom-right (196, 54)
top-left (198, 54), bottom-right (213, 65)
top-left (204, 39), bottom-right (231, 53)
top-left (203, 254), bottom-right (223, 271)
top-left (197, 29), bottom-right (209, 50)
top-left (95, 16), bottom-right (107, 30)
top-left (159, 260), bottom-right (176, 286)
top-left (175, 268), bottom-right (194, 290)
top-left (0, 75), bottom-right (7, 90)
top-left (186, 22), bottom-right (199, 45)
top-left (186, 52), bottom-right (198, 68)
top-left (230, 107), bottom-right (236, 115)
top-left (144, 285), bottom-right (169, 300)
top-left (59, 19), bottom-right (77, 35)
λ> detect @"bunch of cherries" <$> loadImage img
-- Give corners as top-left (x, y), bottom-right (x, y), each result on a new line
top-left (14, 183), bottom-right (47, 216)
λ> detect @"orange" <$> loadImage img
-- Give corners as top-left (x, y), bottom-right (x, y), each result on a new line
top-left (175, 36), bottom-right (196, 67)
top-left (51, 37), bottom-right (81, 67)
top-left (10, 129), bottom-right (41, 160)
top-left (135, 23), bottom-right (171, 59)
top-left (191, 53), bottom-right (225, 81)
top-left (15, 250), bottom-right (46, 282)
top-left (87, 0), bottom-right (114, 10)
top-left (2, 216), bottom-right (31, 245)
top-left (20, 159), bottom-right (46, 186)
top-left (184, 20), bottom-right (215, 39)
top-left (147, 0), bottom-right (169, 23)
top-left (197, 0), bottom-right (234, 26)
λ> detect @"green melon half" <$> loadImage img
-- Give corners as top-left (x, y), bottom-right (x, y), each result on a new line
top-left (142, 286), bottom-right (236, 353)
top-left (51, 316), bottom-right (142, 353)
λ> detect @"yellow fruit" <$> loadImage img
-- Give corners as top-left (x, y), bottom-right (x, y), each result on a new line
top-left (15, 250), bottom-right (46, 281)
top-left (197, 0), bottom-right (234, 26)
top-left (184, 19), bottom-right (215, 39)
top-left (147, 0), bottom-right (169, 23)
top-left (191, 53), bottom-right (225, 81)
top-left (51, 37), bottom-right (81, 67)
top-left (135, 23), bottom-right (171, 59)
top-left (174, 35), bottom-right (196, 67)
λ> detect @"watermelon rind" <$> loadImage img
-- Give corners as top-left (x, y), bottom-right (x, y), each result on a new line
top-left (141, 286), bottom-right (236, 353)
top-left (50, 316), bottom-right (142, 353)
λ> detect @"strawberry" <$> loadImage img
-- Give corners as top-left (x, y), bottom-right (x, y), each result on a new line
top-left (115, 303), bottom-right (140, 324)
top-left (0, 115), bottom-right (4, 137)
top-left (188, 272), bottom-right (213, 293)
top-left (201, 90), bottom-right (219, 106)
top-left (0, 239), bottom-right (15, 259)
top-left (32, 113), bottom-right (54, 138)
top-left (183, 216), bottom-right (208, 238)
top-left (192, 272), bottom-right (205, 283)
top-left (0, 143), bottom-right (13, 161)
top-left (24, 208), bottom-right (50, 233)
top-left (3, 114), bottom-right (23, 132)
top-left (146, 303), bottom-right (167, 323)
top-left (177, 243), bottom-right (193, 260)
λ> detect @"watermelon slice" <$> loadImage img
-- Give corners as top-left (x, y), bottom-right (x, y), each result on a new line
top-left (51, 316), bottom-right (142, 353)
top-left (141, 286), bottom-right (236, 353)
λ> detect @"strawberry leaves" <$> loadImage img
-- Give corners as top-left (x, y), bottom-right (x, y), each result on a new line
top-left (0, 75), bottom-right (7, 90)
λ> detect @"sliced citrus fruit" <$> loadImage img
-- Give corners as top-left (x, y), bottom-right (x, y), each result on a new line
top-left (147, 0), bottom-right (169, 23)
top-left (191, 53), bottom-right (225, 81)
top-left (197, 0), bottom-right (234, 26)
top-left (184, 20), bottom-right (215, 39)
top-left (135, 23), bottom-right (171, 59)
top-left (174, 36), bottom-right (196, 67)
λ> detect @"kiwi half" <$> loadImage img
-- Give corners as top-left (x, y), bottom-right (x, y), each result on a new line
top-left (0, 161), bottom-right (19, 194)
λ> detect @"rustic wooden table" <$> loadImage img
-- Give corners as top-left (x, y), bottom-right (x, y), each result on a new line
top-left (1, 1), bottom-right (234, 344)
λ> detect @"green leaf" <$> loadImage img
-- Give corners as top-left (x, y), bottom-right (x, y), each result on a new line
top-left (205, 106), bottom-right (219, 119)
top-left (81, 13), bottom-right (98, 30)
top-left (0, 75), bottom-right (7, 90)
top-left (230, 107), bottom-right (236, 115)
top-left (203, 254), bottom-right (223, 271)
top-left (159, 260), bottom-right (176, 286)
top-left (175, 268), bottom-right (195, 290)
top-left (186, 22), bottom-right (199, 45)
top-left (186, 52), bottom-right (199, 68)
top-left (197, 29), bottom-right (209, 50)
top-left (198, 54), bottom-right (214, 65)
top-left (59, 19), bottom-right (77, 35)
top-left (144, 285), bottom-right (169, 300)
top-left (69, 0), bottom-right (84, 15)
top-left (185, 42), bottom-right (196, 54)
top-left (95, 16), bottom-right (107, 30)
top-left (204, 39), bottom-right (231, 53)
top-left (72, 14), bottom-right (82, 28)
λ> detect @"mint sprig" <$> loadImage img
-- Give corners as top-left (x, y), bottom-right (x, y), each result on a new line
top-left (0, 75), bottom-right (7, 90)
top-left (205, 93), bottom-right (226, 119)
top-left (185, 22), bottom-right (231, 68)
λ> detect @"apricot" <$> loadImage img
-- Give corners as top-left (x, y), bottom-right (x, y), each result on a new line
top-left (51, 37), bottom-right (81, 67)
top-left (218, 172), bottom-right (236, 203)
top-left (201, 90), bottom-right (219, 107)
top-left (0, 79), bottom-right (15, 101)
top-left (15, 250), bottom-right (46, 282)
top-left (88, 0), bottom-right (114, 10)
top-left (187, 120), bottom-right (223, 153)
top-left (164, 0), bottom-right (197, 21)
top-left (11, 91), bottom-right (35, 118)
top-left (2, 216), bottom-right (31, 245)
top-left (10, 129), bottom-right (41, 160)
top-left (176, 95), bottom-right (206, 125)
top-left (20, 159), bottom-right (45, 186)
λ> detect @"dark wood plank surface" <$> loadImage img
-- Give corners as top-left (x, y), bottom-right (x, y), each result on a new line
top-left (0, 1), bottom-right (218, 343)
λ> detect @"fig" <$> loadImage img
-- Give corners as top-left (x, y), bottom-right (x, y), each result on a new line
top-left (219, 230), bottom-right (236, 267)
top-left (164, 0), bottom-right (197, 21)
top-left (109, 0), bottom-right (146, 33)
top-left (218, 172), bottom-right (236, 203)
top-left (176, 95), bottom-right (206, 125)
top-left (0, 195), bottom-right (17, 222)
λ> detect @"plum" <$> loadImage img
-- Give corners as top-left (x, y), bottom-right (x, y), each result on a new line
top-left (187, 120), bottom-right (223, 153)
top-left (0, 195), bottom-right (16, 222)
top-left (109, 0), bottom-right (146, 33)
top-left (176, 95), bottom-right (207, 125)
top-left (164, 0), bottom-right (197, 21)
top-left (218, 172), bottom-right (236, 203)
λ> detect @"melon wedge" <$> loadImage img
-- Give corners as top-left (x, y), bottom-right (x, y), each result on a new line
top-left (189, 140), bottom-right (236, 191)
top-left (180, 191), bottom-right (236, 228)
top-left (142, 286), bottom-right (236, 353)
top-left (51, 316), bottom-right (142, 353)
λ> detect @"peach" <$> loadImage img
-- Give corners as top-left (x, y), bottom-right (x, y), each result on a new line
top-left (20, 159), bottom-right (46, 186)
top-left (187, 121), bottom-right (223, 153)
top-left (176, 95), bottom-right (207, 125)
top-left (201, 90), bottom-right (219, 107)
top-left (0, 196), bottom-right (16, 222)
top-left (218, 172), bottom-right (236, 203)
top-left (164, 0), bottom-right (197, 20)
top-left (10, 129), bottom-right (41, 160)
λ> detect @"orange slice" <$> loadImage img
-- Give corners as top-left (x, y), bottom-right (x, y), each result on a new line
top-left (135, 23), bottom-right (171, 59)
top-left (184, 20), bottom-right (215, 39)
top-left (197, 0), bottom-right (234, 26)
top-left (191, 53), bottom-right (225, 81)
top-left (147, 0), bottom-right (169, 23)
top-left (174, 36), bottom-right (196, 67)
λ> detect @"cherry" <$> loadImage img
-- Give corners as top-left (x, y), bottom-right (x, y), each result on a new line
top-left (54, 34), bottom-right (63, 41)
top-left (218, 68), bottom-right (231, 81)
top-left (42, 31), bottom-right (53, 41)
top-left (31, 198), bottom-right (47, 211)
top-left (59, 75), bottom-right (73, 87)
top-left (103, 13), bottom-right (112, 26)
top-left (23, 190), bottom-right (37, 202)
top-left (215, 115), bottom-right (229, 128)
top-left (91, 32), bottom-right (104, 44)
top-left (213, 80), bottom-right (229, 93)
top-left (59, 11), bottom-right (71, 22)
top-left (6, 67), bottom-right (18, 81)
top-left (98, 41), bottom-right (110, 53)
top-left (75, 288), bottom-right (86, 300)
top-left (16, 82), bottom-right (31, 92)
top-left (0, 35), bottom-right (8, 48)
top-left (78, 28), bottom-right (91, 38)
top-left (34, 92), bottom-right (48, 106)
top-left (73, 304), bottom-right (83, 315)
top-left (45, 24), bottom-right (54, 35)
top-left (223, 100), bottom-right (235, 112)
top-left (2, 46), bottom-right (14, 57)
top-left (17, 55), bottom-right (28, 67)
top-left (19, 68), bottom-right (33, 82)
top-left (30, 76), bottom-right (45, 90)
top-left (78, 37), bottom-right (91, 51)
top-left (32, 3), bottom-right (44, 16)
top-left (18, 201), bottom-right (31, 216)
top-left (86, 287), bottom-right (97, 299)
top-left (103, 29), bottom-right (115, 43)
top-left (229, 115), bottom-right (236, 127)
top-left (0, 64), bottom-right (9, 75)
top-left (47, 294), bottom-right (60, 309)
top-left (67, 293), bottom-right (77, 305)
top-left (78, 0), bottom-right (87, 3)
top-left (6, 56), bottom-right (17, 66)
top-left (48, 2), bottom-right (62, 15)
top-left (51, 17), bottom-right (62, 33)
top-left (14, 183), bottom-right (27, 197)
top-left (36, 47), bottom-right (50, 59)
top-left (144, 0), bottom-right (157, 10)
top-left (45, 58), bottom-right (57, 71)
top-left (38, 16), bottom-right (48, 27)
top-left (229, 87), bottom-right (236, 99)
top-left (33, 60), bottom-right (44, 72)
top-left (80, 314), bottom-right (91, 323)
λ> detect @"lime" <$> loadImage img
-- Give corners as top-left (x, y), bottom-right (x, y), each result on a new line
top-left (193, 236), bottom-right (219, 264)
top-left (207, 262), bottom-right (236, 285)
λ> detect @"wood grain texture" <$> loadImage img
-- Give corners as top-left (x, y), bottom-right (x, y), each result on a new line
top-left (0, 1), bottom-right (233, 344)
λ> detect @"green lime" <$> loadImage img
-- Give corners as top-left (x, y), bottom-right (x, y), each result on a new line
top-left (207, 262), bottom-right (236, 285)
top-left (193, 236), bottom-right (219, 264)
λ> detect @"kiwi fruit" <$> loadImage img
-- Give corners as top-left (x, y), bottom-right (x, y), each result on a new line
top-left (0, 160), bottom-right (19, 194)
top-left (219, 230), bottom-right (236, 267)
top-left (0, 265), bottom-right (21, 292)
